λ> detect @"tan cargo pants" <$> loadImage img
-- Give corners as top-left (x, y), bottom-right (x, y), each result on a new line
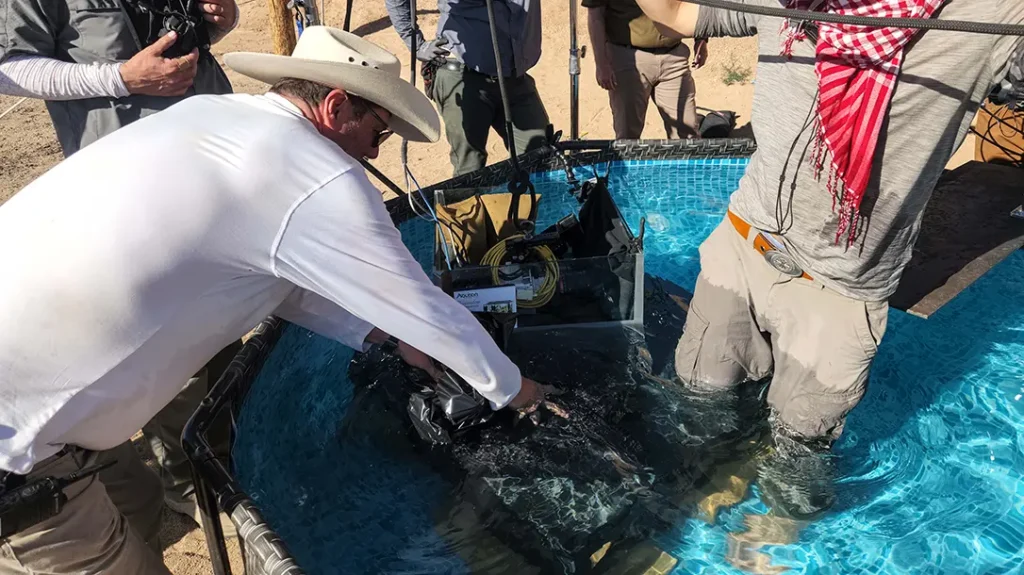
top-left (606, 42), bottom-right (698, 140)
top-left (675, 214), bottom-right (889, 441)
top-left (0, 442), bottom-right (169, 574)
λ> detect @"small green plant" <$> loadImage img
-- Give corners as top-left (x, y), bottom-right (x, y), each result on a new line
top-left (721, 59), bottom-right (753, 86)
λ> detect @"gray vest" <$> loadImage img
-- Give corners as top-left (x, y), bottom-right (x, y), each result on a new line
top-left (0, 0), bottom-right (233, 157)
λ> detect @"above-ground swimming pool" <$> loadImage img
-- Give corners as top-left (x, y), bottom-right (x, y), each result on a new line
top-left (218, 147), bottom-right (1024, 575)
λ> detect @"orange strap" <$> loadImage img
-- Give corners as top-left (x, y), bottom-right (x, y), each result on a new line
top-left (727, 209), bottom-right (752, 240)
top-left (726, 210), bottom-right (814, 282)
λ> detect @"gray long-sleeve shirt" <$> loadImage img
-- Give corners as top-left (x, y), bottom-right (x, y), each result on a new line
top-left (384, 0), bottom-right (542, 78)
top-left (0, 0), bottom-right (232, 158)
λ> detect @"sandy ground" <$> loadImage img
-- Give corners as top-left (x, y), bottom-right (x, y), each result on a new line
top-left (0, 1), bottom-right (979, 573)
top-left (0, 1), bottom-right (764, 202)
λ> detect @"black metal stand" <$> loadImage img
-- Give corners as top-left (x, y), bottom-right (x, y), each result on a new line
top-left (192, 468), bottom-right (231, 575)
top-left (401, 0), bottom-right (417, 187)
top-left (360, 159), bottom-right (407, 197)
top-left (569, 0), bottom-right (581, 141)
top-left (483, 0), bottom-right (538, 233)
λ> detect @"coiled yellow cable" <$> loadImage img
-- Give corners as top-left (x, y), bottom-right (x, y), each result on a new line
top-left (480, 235), bottom-right (559, 309)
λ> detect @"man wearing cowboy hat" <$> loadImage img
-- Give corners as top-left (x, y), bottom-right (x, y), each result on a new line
top-left (0, 0), bottom-right (245, 537)
top-left (0, 27), bottom-right (554, 573)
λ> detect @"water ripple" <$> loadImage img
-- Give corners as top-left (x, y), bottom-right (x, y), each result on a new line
top-left (232, 160), bottom-right (1024, 575)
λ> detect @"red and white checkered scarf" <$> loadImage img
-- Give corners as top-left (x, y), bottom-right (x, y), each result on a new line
top-left (780, 0), bottom-right (946, 245)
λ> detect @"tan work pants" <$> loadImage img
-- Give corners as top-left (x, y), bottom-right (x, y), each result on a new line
top-left (606, 42), bottom-right (698, 140)
top-left (675, 215), bottom-right (889, 440)
top-left (0, 443), bottom-right (169, 574)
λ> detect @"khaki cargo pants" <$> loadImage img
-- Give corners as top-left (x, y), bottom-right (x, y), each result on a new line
top-left (0, 443), bottom-right (170, 574)
top-left (606, 42), bottom-right (698, 140)
top-left (675, 214), bottom-right (889, 441)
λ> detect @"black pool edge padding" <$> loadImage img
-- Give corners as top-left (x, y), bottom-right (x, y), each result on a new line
top-left (181, 136), bottom-right (757, 575)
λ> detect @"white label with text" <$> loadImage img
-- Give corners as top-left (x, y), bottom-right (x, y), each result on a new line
top-left (453, 286), bottom-right (518, 313)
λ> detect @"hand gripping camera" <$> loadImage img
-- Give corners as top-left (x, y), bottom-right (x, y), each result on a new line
top-left (130, 0), bottom-right (211, 58)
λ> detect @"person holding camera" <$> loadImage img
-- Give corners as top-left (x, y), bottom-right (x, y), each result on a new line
top-left (0, 0), bottom-right (241, 547)
top-left (0, 0), bottom-right (238, 157)
top-left (384, 0), bottom-right (551, 177)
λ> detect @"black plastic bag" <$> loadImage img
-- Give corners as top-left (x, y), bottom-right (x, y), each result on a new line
top-left (698, 110), bottom-right (737, 139)
top-left (407, 369), bottom-right (495, 445)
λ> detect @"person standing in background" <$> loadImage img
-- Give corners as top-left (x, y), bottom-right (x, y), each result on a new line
top-left (0, 0), bottom-right (238, 156)
top-left (385, 0), bottom-right (552, 177)
top-left (0, 0), bottom-right (241, 543)
top-left (585, 0), bottom-right (708, 140)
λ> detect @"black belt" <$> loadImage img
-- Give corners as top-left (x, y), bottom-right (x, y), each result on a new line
top-left (613, 42), bottom-right (680, 55)
top-left (439, 59), bottom-right (521, 80)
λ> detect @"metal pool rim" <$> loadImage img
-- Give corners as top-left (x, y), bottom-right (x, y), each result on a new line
top-left (181, 136), bottom-right (757, 575)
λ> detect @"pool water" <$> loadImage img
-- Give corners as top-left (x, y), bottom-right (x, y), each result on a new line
top-left (234, 159), bottom-right (1024, 574)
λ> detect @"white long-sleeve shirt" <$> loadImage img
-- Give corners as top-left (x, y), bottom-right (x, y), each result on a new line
top-left (0, 54), bottom-right (129, 100)
top-left (0, 92), bottom-right (522, 474)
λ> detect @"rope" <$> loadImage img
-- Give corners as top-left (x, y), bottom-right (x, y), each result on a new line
top-left (481, 237), bottom-right (559, 308)
top-left (684, 0), bottom-right (1024, 36)
top-left (0, 98), bottom-right (27, 121)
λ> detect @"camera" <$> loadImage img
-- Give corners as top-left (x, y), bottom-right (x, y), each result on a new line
top-left (158, 13), bottom-right (203, 58)
top-left (129, 0), bottom-right (211, 58)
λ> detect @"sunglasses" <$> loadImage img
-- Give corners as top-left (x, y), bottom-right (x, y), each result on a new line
top-left (361, 101), bottom-right (394, 148)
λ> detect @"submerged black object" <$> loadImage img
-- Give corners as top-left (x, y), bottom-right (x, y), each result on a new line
top-left (406, 368), bottom-right (495, 445)
top-left (344, 282), bottom-right (773, 573)
top-left (400, 312), bottom-right (516, 445)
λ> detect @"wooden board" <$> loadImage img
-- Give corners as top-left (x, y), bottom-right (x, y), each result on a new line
top-left (890, 161), bottom-right (1024, 319)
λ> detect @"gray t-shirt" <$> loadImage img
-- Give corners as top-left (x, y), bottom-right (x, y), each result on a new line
top-left (696, 0), bottom-right (1024, 301)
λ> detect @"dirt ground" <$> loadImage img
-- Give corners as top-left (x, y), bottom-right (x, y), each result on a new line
top-left (0, 1), bottom-right (765, 202)
top-left (0, 1), bottom-right (978, 573)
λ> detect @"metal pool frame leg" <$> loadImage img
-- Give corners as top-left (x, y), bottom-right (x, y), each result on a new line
top-left (192, 468), bottom-right (233, 575)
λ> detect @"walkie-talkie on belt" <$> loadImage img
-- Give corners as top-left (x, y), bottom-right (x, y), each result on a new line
top-left (0, 460), bottom-right (116, 538)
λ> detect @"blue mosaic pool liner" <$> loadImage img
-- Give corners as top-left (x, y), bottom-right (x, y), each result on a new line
top-left (181, 138), bottom-right (756, 575)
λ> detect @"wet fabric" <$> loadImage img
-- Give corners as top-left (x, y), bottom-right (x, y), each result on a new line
top-left (675, 216), bottom-right (888, 441)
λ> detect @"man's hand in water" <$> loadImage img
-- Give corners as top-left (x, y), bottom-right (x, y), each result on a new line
top-left (509, 377), bottom-right (569, 420)
top-left (396, 341), bottom-right (441, 380)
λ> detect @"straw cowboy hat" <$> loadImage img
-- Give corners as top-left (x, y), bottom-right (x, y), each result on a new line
top-left (224, 26), bottom-right (441, 143)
